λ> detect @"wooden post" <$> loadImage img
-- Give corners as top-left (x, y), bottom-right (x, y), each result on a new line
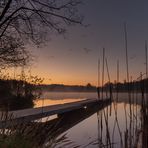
top-left (97, 59), bottom-right (100, 99)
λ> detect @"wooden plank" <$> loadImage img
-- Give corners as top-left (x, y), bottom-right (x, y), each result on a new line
top-left (0, 98), bottom-right (110, 128)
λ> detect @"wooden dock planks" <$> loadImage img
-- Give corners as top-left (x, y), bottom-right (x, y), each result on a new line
top-left (0, 98), bottom-right (110, 128)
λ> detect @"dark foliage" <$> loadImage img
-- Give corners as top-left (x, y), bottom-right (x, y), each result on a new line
top-left (0, 79), bottom-right (38, 111)
top-left (102, 78), bottom-right (148, 93)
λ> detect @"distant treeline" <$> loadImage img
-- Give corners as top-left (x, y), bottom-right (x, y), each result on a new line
top-left (102, 78), bottom-right (148, 93)
top-left (0, 78), bottom-right (148, 111)
top-left (39, 83), bottom-right (97, 92)
top-left (0, 78), bottom-right (148, 109)
top-left (38, 78), bottom-right (148, 93)
top-left (1, 78), bottom-right (148, 94)
top-left (39, 78), bottom-right (148, 93)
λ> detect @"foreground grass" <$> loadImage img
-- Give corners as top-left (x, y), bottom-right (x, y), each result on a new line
top-left (0, 134), bottom-right (34, 148)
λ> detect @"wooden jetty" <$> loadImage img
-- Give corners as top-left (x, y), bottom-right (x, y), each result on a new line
top-left (0, 98), bottom-right (111, 128)
top-left (26, 101), bottom-right (111, 145)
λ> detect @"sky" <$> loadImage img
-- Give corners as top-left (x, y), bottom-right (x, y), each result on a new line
top-left (22, 0), bottom-right (148, 86)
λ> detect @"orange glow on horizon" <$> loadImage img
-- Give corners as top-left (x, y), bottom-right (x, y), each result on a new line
top-left (2, 59), bottom-right (141, 87)
top-left (2, 66), bottom-right (128, 87)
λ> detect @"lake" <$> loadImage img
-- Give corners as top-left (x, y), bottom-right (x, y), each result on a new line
top-left (34, 92), bottom-right (144, 148)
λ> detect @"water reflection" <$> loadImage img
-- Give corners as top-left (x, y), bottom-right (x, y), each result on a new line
top-left (54, 102), bottom-right (141, 148)
top-left (33, 92), bottom-right (146, 147)
top-left (34, 98), bottom-right (86, 108)
top-left (31, 100), bottom-right (111, 147)
top-left (40, 92), bottom-right (98, 100)
top-left (36, 92), bottom-right (146, 107)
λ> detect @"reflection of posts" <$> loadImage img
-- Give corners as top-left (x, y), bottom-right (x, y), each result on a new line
top-left (109, 85), bottom-right (112, 101)
top-left (31, 101), bottom-right (111, 146)
top-left (42, 98), bottom-right (44, 115)
top-left (97, 87), bottom-right (100, 100)
top-left (142, 110), bottom-right (148, 148)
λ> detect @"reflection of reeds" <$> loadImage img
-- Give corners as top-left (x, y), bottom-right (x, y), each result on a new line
top-left (97, 110), bottom-right (103, 148)
top-left (102, 102), bottom-right (112, 147)
top-left (112, 102), bottom-right (123, 147)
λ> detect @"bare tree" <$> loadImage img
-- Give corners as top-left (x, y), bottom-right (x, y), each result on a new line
top-left (0, 35), bottom-right (29, 67)
top-left (0, 0), bottom-right (83, 66)
top-left (0, 0), bottom-right (82, 42)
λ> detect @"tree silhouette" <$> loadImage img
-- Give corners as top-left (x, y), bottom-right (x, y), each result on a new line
top-left (0, 35), bottom-right (29, 67)
top-left (0, 0), bottom-right (83, 66)
top-left (0, 0), bottom-right (82, 42)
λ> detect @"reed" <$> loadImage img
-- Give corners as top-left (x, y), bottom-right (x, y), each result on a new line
top-left (97, 59), bottom-right (101, 99)
top-left (105, 58), bottom-right (113, 101)
top-left (102, 48), bottom-right (105, 100)
top-left (116, 60), bottom-right (119, 101)
top-left (145, 41), bottom-right (148, 107)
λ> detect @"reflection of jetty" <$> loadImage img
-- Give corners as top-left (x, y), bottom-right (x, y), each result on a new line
top-left (0, 98), bottom-right (111, 128)
top-left (31, 100), bottom-right (111, 145)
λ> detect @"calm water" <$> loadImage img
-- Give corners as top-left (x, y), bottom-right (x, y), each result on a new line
top-left (34, 91), bottom-right (143, 107)
top-left (34, 92), bottom-right (98, 108)
top-left (55, 103), bottom-right (141, 148)
top-left (34, 92), bottom-right (143, 148)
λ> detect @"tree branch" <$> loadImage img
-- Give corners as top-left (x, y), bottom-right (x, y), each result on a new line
top-left (0, 0), bottom-right (12, 22)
